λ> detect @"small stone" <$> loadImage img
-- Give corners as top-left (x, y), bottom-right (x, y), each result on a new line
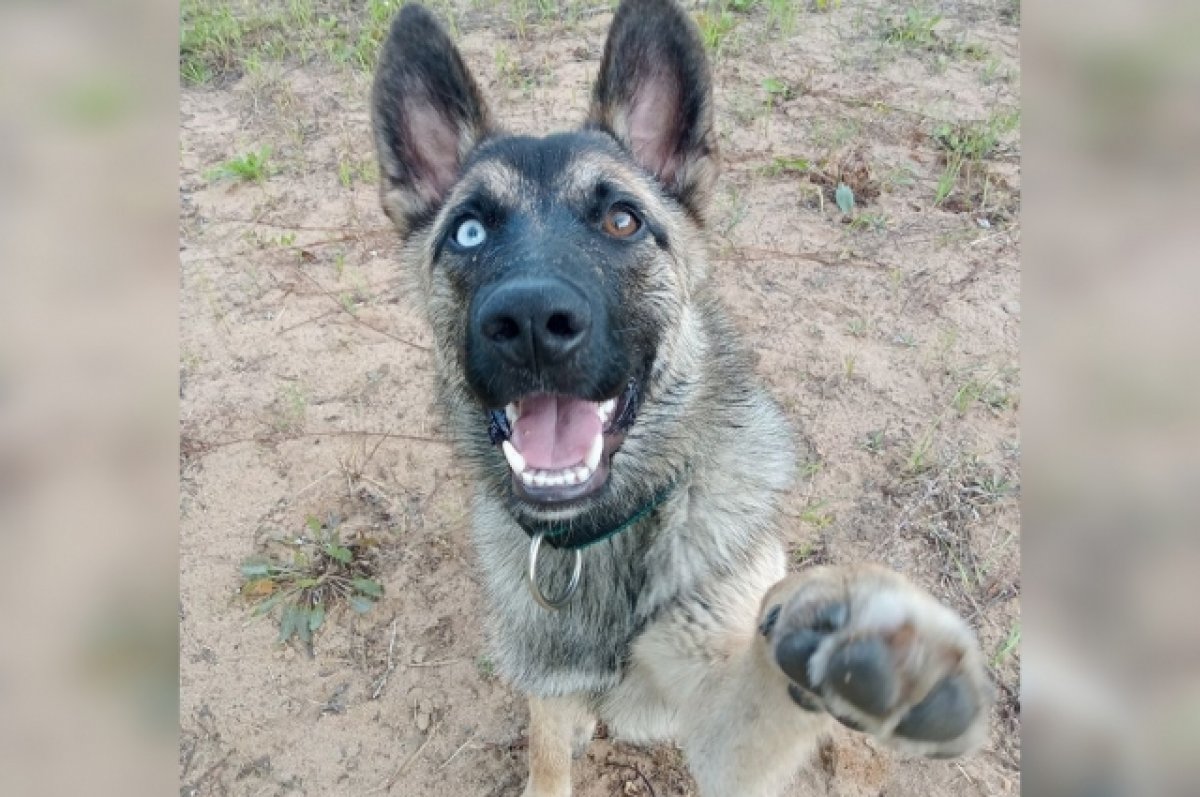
top-left (416, 711), bottom-right (431, 732)
top-left (1002, 300), bottom-right (1020, 316)
top-left (412, 646), bottom-right (427, 664)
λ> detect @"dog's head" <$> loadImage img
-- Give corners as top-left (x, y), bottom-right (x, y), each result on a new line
top-left (372, 0), bottom-right (716, 522)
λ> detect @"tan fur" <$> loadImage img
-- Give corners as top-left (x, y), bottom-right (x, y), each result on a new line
top-left (524, 558), bottom-right (991, 796)
top-left (522, 696), bottom-right (595, 797)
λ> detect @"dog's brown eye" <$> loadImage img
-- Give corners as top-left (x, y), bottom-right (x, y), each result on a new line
top-left (602, 206), bottom-right (641, 239)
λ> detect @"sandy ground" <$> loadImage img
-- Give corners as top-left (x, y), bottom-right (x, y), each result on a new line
top-left (180, 1), bottom-right (1020, 794)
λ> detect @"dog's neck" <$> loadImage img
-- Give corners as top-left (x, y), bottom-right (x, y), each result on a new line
top-left (516, 477), bottom-right (683, 550)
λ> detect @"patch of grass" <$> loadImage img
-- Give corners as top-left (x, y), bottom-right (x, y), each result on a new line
top-left (848, 212), bottom-right (887, 232)
top-left (934, 110), bottom-right (1020, 161)
top-left (933, 160), bottom-right (961, 206)
top-left (798, 499), bottom-right (834, 529)
top-left (766, 0), bottom-right (799, 35)
top-left (951, 375), bottom-right (987, 415)
top-left (716, 185), bottom-right (749, 237)
top-left (881, 161), bottom-right (919, 191)
top-left (338, 154), bottom-right (378, 189)
top-left (696, 10), bottom-right (738, 55)
top-left (974, 468), bottom-right (1016, 501)
top-left (475, 655), bottom-right (496, 679)
top-left (981, 56), bottom-right (1013, 85)
top-left (269, 382), bottom-right (308, 433)
top-left (351, 0), bottom-right (405, 70)
top-left (906, 427), bottom-right (936, 474)
top-left (960, 42), bottom-right (990, 61)
top-left (494, 45), bottom-right (529, 91)
top-left (932, 109), bottom-right (1019, 207)
top-left (992, 622), bottom-right (1021, 666)
top-left (241, 515), bottom-right (383, 652)
top-left (862, 429), bottom-right (886, 453)
top-left (762, 77), bottom-right (794, 104)
top-left (206, 146), bottom-right (274, 183)
top-left (760, 156), bottom-right (811, 177)
top-left (791, 537), bottom-right (830, 566)
top-left (884, 6), bottom-right (942, 50)
top-left (180, 0), bottom-right (244, 84)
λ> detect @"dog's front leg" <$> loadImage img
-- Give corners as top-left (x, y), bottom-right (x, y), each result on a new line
top-left (522, 694), bottom-right (595, 797)
top-left (642, 562), bottom-right (993, 796)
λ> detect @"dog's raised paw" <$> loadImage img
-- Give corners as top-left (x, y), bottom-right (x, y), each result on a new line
top-left (760, 565), bottom-right (993, 758)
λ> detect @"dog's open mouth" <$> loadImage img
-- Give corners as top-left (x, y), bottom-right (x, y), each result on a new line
top-left (488, 379), bottom-right (639, 505)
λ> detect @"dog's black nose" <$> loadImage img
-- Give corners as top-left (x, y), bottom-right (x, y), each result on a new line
top-left (476, 278), bottom-right (592, 370)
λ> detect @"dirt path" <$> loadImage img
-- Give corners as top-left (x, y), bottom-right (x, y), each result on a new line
top-left (180, 2), bottom-right (1019, 794)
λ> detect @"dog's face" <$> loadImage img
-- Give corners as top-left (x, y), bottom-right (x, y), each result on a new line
top-left (371, 0), bottom-right (716, 519)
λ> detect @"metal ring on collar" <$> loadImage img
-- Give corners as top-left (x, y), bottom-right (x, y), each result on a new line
top-left (526, 532), bottom-right (582, 611)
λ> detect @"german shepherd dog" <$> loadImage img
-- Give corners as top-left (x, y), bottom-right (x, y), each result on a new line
top-left (370, 1), bottom-right (993, 794)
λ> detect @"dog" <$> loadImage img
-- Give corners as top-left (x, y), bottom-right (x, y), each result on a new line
top-left (369, 1), bottom-right (994, 794)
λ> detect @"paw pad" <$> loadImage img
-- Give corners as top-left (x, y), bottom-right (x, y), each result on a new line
top-left (772, 601), bottom-right (848, 712)
top-left (893, 675), bottom-right (977, 742)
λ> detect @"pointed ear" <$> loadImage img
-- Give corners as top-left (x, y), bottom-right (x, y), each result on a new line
top-left (371, 4), bottom-right (493, 235)
top-left (586, 0), bottom-right (718, 220)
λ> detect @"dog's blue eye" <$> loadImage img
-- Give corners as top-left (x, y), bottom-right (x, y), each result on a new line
top-left (454, 218), bottom-right (487, 248)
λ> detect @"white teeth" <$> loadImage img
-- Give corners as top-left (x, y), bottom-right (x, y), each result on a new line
top-left (505, 403), bottom-right (519, 427)
top-left (597, 398), bottom-right (617, 424)
top-left (521, 471), bottom-right (535, 485)
top-left (533, 472), bottom-right (549, 487)
top-left (548, 474), bottom-right (565, 487)
top-left (501, 440), bottom-right (526, 474)
top-left (585, 434), bottom-right (604, 472)
top-left (562, 470), bottom-right (578, 486)
top-left (574, 466), bottom-right (590, 483)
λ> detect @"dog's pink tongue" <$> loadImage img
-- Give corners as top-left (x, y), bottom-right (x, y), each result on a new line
top-left (512, 394), bottom-right (601, 470)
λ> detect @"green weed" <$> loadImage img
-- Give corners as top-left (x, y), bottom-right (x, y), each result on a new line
top-left (934, 110), bottom-right (1020, 161)
top-left (180, 1), bottom-right (243, 84)
top-left (760, 156), bottom-right (811, 177)
top-left (798, 500), bottom-right (834, 529)
top-left (884, 6), bottom-right (942, 49)
top-left (241, 515), bottom-right (383, 650)
top-left (991, 623), bottom-right (1020, 666)
top-left (906, 427), bottom-right (936, 474)
top-left (932, 109), bottom-right (1018, 206)
top-left (762, 77), bottom-right (794, 103)
top-left (206, 146), bottom-right (274, 183)
top-left (766, 0), bottom-right (799, 34)
top-left (697, 10), bottom-right (737, 55)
